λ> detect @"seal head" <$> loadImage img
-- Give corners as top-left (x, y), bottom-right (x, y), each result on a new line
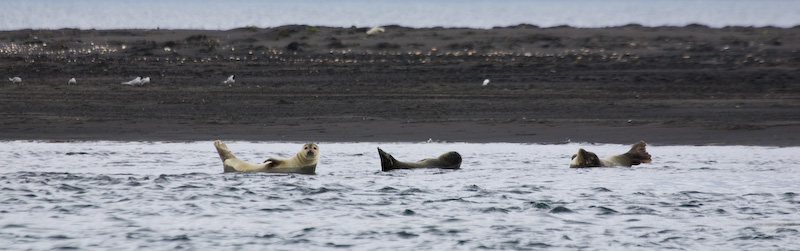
top-left (570, 148), bottom-right (601, 168)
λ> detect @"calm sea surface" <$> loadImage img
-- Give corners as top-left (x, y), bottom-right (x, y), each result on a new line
top-left (1, 141), bottom-right (798, 250)
top-left (2, 0), bottom-right (799, 31)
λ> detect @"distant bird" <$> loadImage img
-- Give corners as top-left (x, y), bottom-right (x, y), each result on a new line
top-left (482, 79), bottom-right (490, 86)
top-left (9, 77), bottom-right (22, 84)
top-left (222, 75), bottom-right (235, 85)
top-left (121, 76), bottom-right (142, 86)
top-left (68, 78), bottom-right (77, 85)
top-left (140, 77), bottom-right (150, 85)
top-left (366, 27), bottom-right (385, 35)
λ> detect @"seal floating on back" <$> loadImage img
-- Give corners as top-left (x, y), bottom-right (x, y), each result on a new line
top-left (378, 148), bottom-right (462, 171)
top-left (214, 140), bottom-right (319, 174)
top-left (569, 141), bottom-right (652, 168)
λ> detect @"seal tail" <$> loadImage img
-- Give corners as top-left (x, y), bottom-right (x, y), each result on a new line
top-left (625, 141), bottom-right (652, 166)
top-left (377, 148), bottom-right (398, 172)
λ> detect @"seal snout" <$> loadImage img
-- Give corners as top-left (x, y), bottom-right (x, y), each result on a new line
top-left (302, 143), bottom-right (319, 158)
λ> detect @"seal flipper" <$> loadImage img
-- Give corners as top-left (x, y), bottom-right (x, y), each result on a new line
top-left (624, 141), bottom-right (652, 166)
top-left (264, 158), bottom-right (283, 168)
top-left (377, 148), bottom-right (399, 172)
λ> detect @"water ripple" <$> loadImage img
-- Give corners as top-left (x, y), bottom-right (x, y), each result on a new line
top-left (0, 141), bottom-right (799, 249)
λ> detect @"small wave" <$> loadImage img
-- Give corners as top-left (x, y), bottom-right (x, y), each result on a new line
top-left (399, 188), bottom-right (425, 195)
top-left (376, 186), bottom-right (399, 193)
top-left (679, 200), bottom-right (704, 207)
top-left (625, 206), bottom-right (658, 215)
top-left (2, 224), bottom-right (26, 229)
top-left (48, 235), bottom-right (72, 240)
top-left (479, 207), bottom-right (511, 214)
top-left (261, 207), bottom-right (294, 212)
top-left (549, 206), bottom-right (574, 214)
top-left (394, 231), bottom-right (419, 239)
top-left (153, 174), bottom-right (170, 184)
top-left (422, 198), bottom-right (470, 204)
top-left (592, 187), bottom-right (613, 192)
top-left (173, 184), bottom-right (206, 190)
top-left (325, 242), bottom-right (354, 248)
top-left (526, 201), bottom-right (551, 210)
top-left (57, 184), bottom-right (85, 192)
top-left (729, 227), bottom-right (781, 241)
top-left (593, 206), bottom-right (619, 215)
top-left (163, 234), bottom-right (191, 242)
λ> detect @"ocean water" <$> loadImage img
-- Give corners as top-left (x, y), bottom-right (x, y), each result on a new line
top-left (1, 140), bottom-right (799, 250)
top-left (2, 0), bottom-right (799, 31)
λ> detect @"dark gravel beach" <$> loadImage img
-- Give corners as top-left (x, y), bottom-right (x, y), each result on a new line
top-left (1, 25), bottom-right (798, 145)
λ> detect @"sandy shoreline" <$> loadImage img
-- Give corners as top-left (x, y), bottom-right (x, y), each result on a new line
top-left (1, 25), bottom-right (799, 146)
top-left (3, 118), bottom-right (798, 147)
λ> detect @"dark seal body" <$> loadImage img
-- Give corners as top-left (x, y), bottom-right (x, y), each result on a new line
top-left (378, 148), bottom-right (462, 171)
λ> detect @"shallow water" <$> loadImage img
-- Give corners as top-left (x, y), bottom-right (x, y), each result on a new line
top-left (1, 141), bottom-right (799, 250)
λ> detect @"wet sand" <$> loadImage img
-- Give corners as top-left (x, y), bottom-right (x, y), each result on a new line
top-left (1, 25), bottom-right (799, 145)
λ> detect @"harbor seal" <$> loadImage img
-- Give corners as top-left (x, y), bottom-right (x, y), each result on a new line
top-left (366, 27), bottom-right (385, 35)
top-left (213, 140), bottom-right (319, 174)
top-left (378, 148), bottom-right (462, 171)
top-left (570, 141), bottom-right (652, 168)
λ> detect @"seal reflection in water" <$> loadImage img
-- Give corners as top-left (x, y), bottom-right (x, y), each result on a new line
top-left (378, 148), bottom-right (462, 171)
top-left (214, 140), bottom-right (319, 174)
top-left (570, 141), bottom-right (652, 168)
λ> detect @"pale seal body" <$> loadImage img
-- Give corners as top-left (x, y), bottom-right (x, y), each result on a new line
top-left (366, 27), bottom-right (385, 35)
top-left (214, 140), bottom-right (319, 174)
top-left (570, 141), bottom-right (651, 168)
top-left (378, 148), bottom-right (461, 171)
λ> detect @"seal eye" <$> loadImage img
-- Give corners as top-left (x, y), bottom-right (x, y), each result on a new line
top-left (304, 147), bottom-right (308, 150)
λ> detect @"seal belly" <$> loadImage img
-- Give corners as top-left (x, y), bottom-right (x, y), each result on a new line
top-left (262, 165), bottom-right (316, 174)
top-left (215, 140), bottom-right (319, 174)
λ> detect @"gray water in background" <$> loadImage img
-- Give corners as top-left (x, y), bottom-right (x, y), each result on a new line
top-left (2, 0), bottom-right (799, 30)
top-left (1, 141), bottom-right (799, 250)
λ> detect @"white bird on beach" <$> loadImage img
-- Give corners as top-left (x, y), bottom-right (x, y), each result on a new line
top-left (9, 77), bottom-right (22, 84)
top-left (121, 76), bottom-right (142, 86)
top-left (366, 26), bottom-right (385, 35)
top-left (482, 79), bottom-right (490, 86)
top-left (140, 77), bottom-right (150, 85)
top-left (68, 78), bottom-right (77, 85)
top-left (222, 75), bottom-right (235, 85)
